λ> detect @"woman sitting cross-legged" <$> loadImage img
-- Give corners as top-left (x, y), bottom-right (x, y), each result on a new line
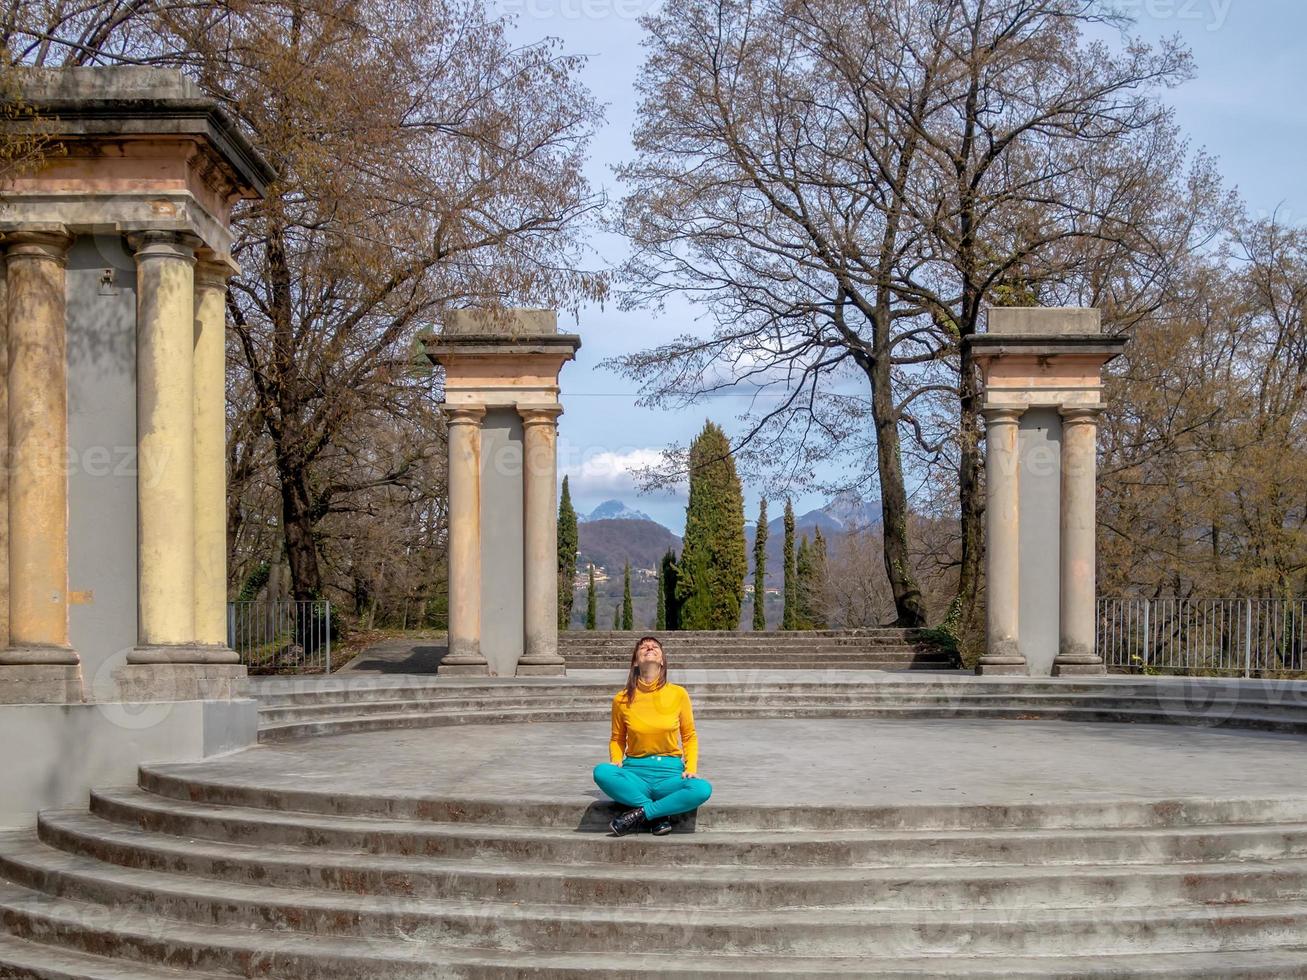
top-left (592, 635), bottom-right (712, 836)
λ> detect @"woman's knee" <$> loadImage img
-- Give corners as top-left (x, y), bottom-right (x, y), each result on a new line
top-left (592, 762), bottom-right (623, 785)
top-left (686, 776), bottom-right (712, 806)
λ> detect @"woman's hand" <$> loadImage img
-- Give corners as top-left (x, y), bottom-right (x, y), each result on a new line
top-left (681, 770), bottom-right (696, 779)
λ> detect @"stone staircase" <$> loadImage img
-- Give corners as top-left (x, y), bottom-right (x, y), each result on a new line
top-left (559, 628), bottom-right (957, 670)
top-left (6, 676), bottom-right (1307, 976)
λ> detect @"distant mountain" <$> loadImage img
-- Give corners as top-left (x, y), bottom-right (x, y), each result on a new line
top-left (579, 498), bottom-right (655, 524)
top-left (744, 494), bottom-right (883, 589)
top-left (576, 518), bottom-right (681, 579)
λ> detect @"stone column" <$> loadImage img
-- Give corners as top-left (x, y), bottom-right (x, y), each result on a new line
top-left (128, 231), bottom-right (206, 663)
top-left (0, 230), bottom-right (82, 697)
top-left (517, 405), bottom-right (566, 675)
top-left (977, 407), bottom-right (1026, 674)
top-left (440, 405), bottom-right (489, 675)
top-left (192, 260), bottom-right (239, 657)
top-left (1054, 407), bottom-right (1104, 675)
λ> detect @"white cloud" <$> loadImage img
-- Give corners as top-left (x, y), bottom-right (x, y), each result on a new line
top-left (558, 443), bottom-right (687, 500)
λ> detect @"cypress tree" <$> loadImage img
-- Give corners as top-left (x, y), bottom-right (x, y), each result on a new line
top-left (622, 560), bottom-right (634, 630)
top-left (655, 558), bottom-right (666, 630)
top-left (612, 603), bottom-right (621, 629)
top-left (809, 527), bottom-right (829, 629)
top-left (585, 564), bottom-right (597, 630)
top-left (676, 420), bottom-right (747, 629)
top-left (782, 498), bottom-right (797, 630)
top-left (557, 476), bottom-right (578, 629)
top-left (752, 496), bottom-right (768, 630)
top-left (661, 548), bottom-right (681, 630)
top-left (795, 533), bottom-right (812, 629)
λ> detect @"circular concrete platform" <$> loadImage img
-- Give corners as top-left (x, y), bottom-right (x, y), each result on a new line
top-left (178, 717), bottom-right (1307, 808)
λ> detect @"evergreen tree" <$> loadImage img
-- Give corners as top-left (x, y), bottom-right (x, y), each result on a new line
top-left (676, 420), bottom-right (747, 629)
top-left (655, 558), bottom-right (666, 630)
top-left (612, 603), bottom-right (621, 629)
top-left (661, 548), bottom-right (681, 630)
top-left (752, 496), bottom-right (768, 630)
top-left (782, 498), bottom-right (797, 630)
top-left (809, 527), bottom-right (830, 629)
top-left (622, 561), bottom-right (634, 630)
top-left (795, 533), bottom-right (813, 629)
top-left (585, 564), bottom-right (597, 630)
top-left (557, 476), bottom-right (578, 629)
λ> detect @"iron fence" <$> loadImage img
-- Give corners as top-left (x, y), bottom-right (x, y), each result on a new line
top-left (1097, 597), bottom-right (1307, 676)
top-left (227, 600), bottom-right (332, 675)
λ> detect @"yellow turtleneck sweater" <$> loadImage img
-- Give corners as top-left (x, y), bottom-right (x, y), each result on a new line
top-left (609, 677), bottom-right (699, 773)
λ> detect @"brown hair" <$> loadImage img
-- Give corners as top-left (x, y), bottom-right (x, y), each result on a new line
top-left (622, 635), bottom-right (667, 704)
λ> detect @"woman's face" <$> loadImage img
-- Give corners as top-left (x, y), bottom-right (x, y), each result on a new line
top-left (636, 639), bottom-right (664, 667)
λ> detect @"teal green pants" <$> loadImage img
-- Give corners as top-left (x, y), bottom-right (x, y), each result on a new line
top-left (592, 755), bottom-right (713, 819)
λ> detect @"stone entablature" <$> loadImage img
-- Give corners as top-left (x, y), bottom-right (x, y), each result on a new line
top-left (965, 308), bottom-right (1126, 677)
top-left (1, 68), bottom-right (271, 261)
top-left (422, 309), bottom-right (581, 677)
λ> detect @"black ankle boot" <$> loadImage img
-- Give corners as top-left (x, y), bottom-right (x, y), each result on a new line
top-left (650, 816), bottom-right (673, 836)
top-left (609, 807), bottom-right (647, 836)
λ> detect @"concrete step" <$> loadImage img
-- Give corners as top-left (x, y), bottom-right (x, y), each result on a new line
top-left (252, 701), bottom-right (1307, 743)
top-left (36, 809), bottom-right (1307, 912)
top-left (5, 834), bottom-right (1307, 955)
top-left (5, 880), bottom-right (1305, 978)
top-left (254, 689), bottom-right (1307, 725)
top-left (0, 929), bottom-right (221, 980)
top-left (137, 764), bottom-right (1307, 831)
top-left (87, 787), bottom-right (1307, 870)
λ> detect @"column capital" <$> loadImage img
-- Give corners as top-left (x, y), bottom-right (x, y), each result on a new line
top-left (3, 226), bottom-right (72, 263)
top-left (127, 231), bottom-right (202, 264)
top-left (194, 260), bottom-right (233, 290)
top-left (1059, 405), bottom-right (1102, 425)
top-left (443, 404), bottom-right (487, 426)
top-left (982, 406), bottom-right (1024, 427)
top-left (518, 404), bottom-right (563, 426)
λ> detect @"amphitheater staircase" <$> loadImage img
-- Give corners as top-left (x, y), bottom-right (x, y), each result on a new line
top-left (559, 628), bottom-right (957, 670)
top-left (5, 675), bottom-right (1307, 976)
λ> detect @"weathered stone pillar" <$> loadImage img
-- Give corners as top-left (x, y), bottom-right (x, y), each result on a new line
top-left (129, 232), bottom-right (203, 662)
top-left (192, 259), bottom-right (238, 655)
top-left (518, 405), bottom-right (565, 675)
top-left (1054, 407), bottom-right (1104, 675)
top-left (977, 407), bottom-right (1026, 675)
top-left (441, 405), bottom-right (489, 675)
top-left (1, 230), bottom-right (81, 694)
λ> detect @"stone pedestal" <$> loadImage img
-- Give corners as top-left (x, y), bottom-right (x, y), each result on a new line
top-left (423, 310), bottom-right (580, 677)
top-left (965, 308), bottom-right (1126, 677)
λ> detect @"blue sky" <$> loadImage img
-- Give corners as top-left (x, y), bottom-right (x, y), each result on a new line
top-left (492, 0), bottom-right (1307, 533)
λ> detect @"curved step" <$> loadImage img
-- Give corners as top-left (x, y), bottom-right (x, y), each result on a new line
top-left (4, 834), bottom-right (1307, 955)
top-left (5, 880), bottom-right (1303, 977)
top-left (87, 786), bottom-right (1307, 870)
top-left (35, 809), bottom-right (1307, 911)
top-left (0, 929), bottom-right (220, 980)
top-left (137, 764), bottom-right (1307, 831)
top-left (253, 701), bottom-right (1307, 743)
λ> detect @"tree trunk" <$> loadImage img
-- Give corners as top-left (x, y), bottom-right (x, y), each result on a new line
top-left (277, 445), bottom-right (324, 601)
top-left (956, 341), bottom-right (984, 635)
top-left (864, 343), bottom-right (928, 628)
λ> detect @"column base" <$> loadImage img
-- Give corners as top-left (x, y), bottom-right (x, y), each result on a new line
top-left (437, 663), bottom-right (491, 677)
top-left (0, 644), bottom-right (80, 666)
top-left (0, 665), bottom-right (84, 704)
top-left (112, 663), bottom-right (247, 701)
top-left (128, 644), bottom-right (242, 665)
top-left (1052, 660), bottom-right (1107, 676)
top-left (975, 657), bottom-right (1028, 676)
top-left (516, 662), bottom-right (567, 677)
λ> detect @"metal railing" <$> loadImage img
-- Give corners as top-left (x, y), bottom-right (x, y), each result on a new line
top-left (227, 600), bottom-right (332, 675)
top-left (1097, 597), bottom-right (1307, 676)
